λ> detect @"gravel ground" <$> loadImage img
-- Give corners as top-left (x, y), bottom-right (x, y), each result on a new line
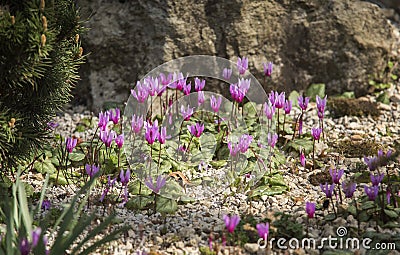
top-left (28, 80), bottom-right (400, 255)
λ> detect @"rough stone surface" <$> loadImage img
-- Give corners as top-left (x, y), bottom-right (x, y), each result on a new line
top-left (75, 0), bottom-right (399, 110)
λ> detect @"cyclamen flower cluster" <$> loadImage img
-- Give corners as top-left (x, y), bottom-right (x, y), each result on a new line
top-left (143, 119), bottom-right (169, 145)
top-left (364, 149), bottom-right (392, 171)
top-left (263, 91), bottom-right (292, 119)
top-left (19, 227), bottom-right (49, 255)
top-left (228, 134), bottom-right (253, 156)
top-left (97, 108), bottom-right (124, 148)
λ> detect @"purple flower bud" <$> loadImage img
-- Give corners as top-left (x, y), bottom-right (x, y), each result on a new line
top-left (120, 169), bottom-right (130, 186)
top-left (210, 95), bottom-right (222, 113)
top-left (145, 175), bottom-right (167, 194)
top-left (98, 111), bottom-right (109, 131)
top-left (263, 62), bottom-right (273, 77)
top-left (19, 238), bottom-right (30, 255)
top-left (115, 134), bottom-right (124, 149)
top-left (131, 81), bottom-right (149, 103)
top-left (300, 152), bottom-right (306, 167)
top-left (228, 141), bottom-right (240, 157)
top-left (180, 105), bottom-right (194, 121)
top-left (85, 164), bottom-right (100, 179)
top-left (194, 78), bottom-right (205, 91)
top-left (311, 127), bottom-right (322, 141)
top-left (298, 95), bottom-right (310, 111)
top-left (66, 137), bottom-right (77, 153)
top-left (329, 168), bottom-right (344, 184)
top-left (342, 181), bottom-right (357, 198)
top-left (31, 227), bottom-right (42, 248)
top-left (131, 114), bottom-right (144, 134)
top-left (237, 57), bottom-right (248, 75)
top-left (99, 129), bottom-right (116, 147)
top-left (222, 68), bottom-right (232, 80)
top-left (41, 199), bottom-right (51, 211)
top-left (320, 183), bottom-right (335, 198)
top-left (144, 120), bottom-right (159, 145)
top-left (267, 133), bottom-right (278, 148)
top-left (370, 173), bottom-right (384, 186)
top-left (238, 134), bottom-right (253, 153)
top-left (364, 185), bottom-right (379, 201)
top-left (188, 123), bottom-right (205, 138)
top-left (284, 99), bottom-right (292, 114)
top-left (275, 92), bottom-right (285, 109)
top-left (109, 108), bottom-right (120, 125)
top-left (198, 91), bottom-right (205, 105)
top-left (264, 103), bottom-right (275, 120)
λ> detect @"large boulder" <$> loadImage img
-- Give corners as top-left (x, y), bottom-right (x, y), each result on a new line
top-left (75, 0), bottom-right (399, 110)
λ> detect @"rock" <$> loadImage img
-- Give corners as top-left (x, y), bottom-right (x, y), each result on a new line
top-left (175, 241), bottom-right (184, 249)
top-left (244, 243), bottom-right (259, 253)
top-left (75, 0), bottom-right (399, 110)
top-left (390, 94), bottom-right (400, 102)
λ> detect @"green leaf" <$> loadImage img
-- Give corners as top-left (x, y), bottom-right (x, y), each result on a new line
top-left (156, 196), bottom-right (178, 214)
top-left (68, 152), bottom-right (85, 162)
top-left (34, 159), bottom-right (57, 174)
top-left (126, 196), bottom-right (153, 210)
top-left (284, 138), bottom-right (313, 154)
top-left (361, 201), bottom-right (376, 210)
top-left (376, 91), bottom-right (390, 105)
top-left (383, 209), bottom-right (398, 218)
top-left (243, 102), bottom-right (258, 117)
top-left (210, 160), bottom-right (227, 168)
top-left (288, 91), bottom-right (300, 106)
top-left (306, 83), bottom-right (325, 101)
top-left (347, 205), bottom-right (357, 216)
top-left (324, 213), bottom-right (336, 221)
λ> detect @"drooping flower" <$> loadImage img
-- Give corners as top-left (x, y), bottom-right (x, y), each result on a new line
top-left (100, 176), bottom-right (117, 202)
top-left (198, 91), bottom-right (205, 105)
top-left (237, 78), bottom-right (251, 95)
top-left (180, 105), bottom-right (194, 121)
top-left (230, 83), bottom-right (245, 103)
top-left (222, 68), bottom-right (232, 80)
top-left (237, 56), bottom-right (248, 75)
top-left (228, 141), bottom-right (240, 157)
top-left (275, 92), bottom-right (285, 109)
top-left (120, 168), bottom-right (131, 186)
top-left (268, 90), bottom-right (277, 106)
top-left (144, 120), bottom-right (159, 145)
top-left (131, 114), bottom-right (144, 134)
top-left (311, 127), bottom-right (322, 141)
top-left (364, 185), bottom-right (379, 201)
top-left (19, 238), bottom-right (30, 255)
top-left (85, 164), bottom-right (100, 179)
top-left (158, 126), bottom-right (168, 144)
top-left (145, 76), bottom-right (159, 97)
top-left (115, 134), bottom-right (124, 149)
top-left (66, 137), bottom-right (78, 153)
top-left (267, 133), bottom-right (278, 148)
top-left (320, 183), bottom-right (335, 198)
top-left (210, 95), bottom-right (222, 113)
top-left (386, 188), bottom-right (391, 204)
top-left (145, 175), bottom-right (167, 194)
top-left (188, 123), bottom-right (205, 138)
top-left (41, 199), bottom-right (51, 211)
top-left (264, 102), bottom-right (275, 120)
top-left (316, 95), bottom-right (327, 114)
top-left (159, 72), bottom-right (173, 86)
top-left (182, 80), bottom-right (191, 95)
top-left (238, 134), bottom-right (253, 153)
top-left (329, 168), bottom-right (344, 184)
top-left (194, 77), bottom-right (206, 91)
top-left (300, 151), bottom-right (306, 167)
top-left (284, 99), bottom-right (292, 114)
top-left (98, 111), bottom-right (110, 131)
top-left (223, 214), bottom-right (240, 233)
top-left (342, 181), bottom-right (357, 198)
top-left (99, 129), bottom-right (116, 147)
top-left (256, 222), bottom-right (269, 240)
top-left (131, 81), bottom-right (149, 103)
top-left (31, 227), bottom-right (42, 248)
top-left (370, 173), bottom-right (384, 186)
top-left (305, 202), bottom-right (316, 218)
top-left (298, 95), bottom-right (310, 111)
top-left (109, 108), bottom-right (120, 124)
top-left (263, 62), bottom-right (273, 77)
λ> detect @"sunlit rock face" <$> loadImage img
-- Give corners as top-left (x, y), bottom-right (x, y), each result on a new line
top-left (75, 0), bottom-right (399, 110)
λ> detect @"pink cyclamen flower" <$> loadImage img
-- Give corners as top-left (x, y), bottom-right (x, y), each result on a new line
top-left (268, 90), bottom-right (277, 106)
top-left (85, 164), bottom-right (100, 179)
top-left (100, 129), bottom-right (116, 147)
top-left (100, 176), bottom-right (117, 202)
top-left (182, 81), bottom-right (191, 95)
top-left (159, 72), bottom-right (173, 86)
top-left (188, 123), bottom-right (205, 138)
top-left (109, 108), bottom-right (120, 125)
top-left (41, 199), bottom-right (51, 211)
top-left (145, 175), bottom-right (167, 194)
top-left (237, 56), bottom-right (248, 75)
top-left (386, 188), bottom-right (391, 204)
top-left (311, 127), bottom-right (322, 140)
top-left (230, 83), bottom-right (245, 103)
top-left (131, 81), bottom-right (149, 103)
top-left (131, 114), bottom-right (144, 134)
top-left (284, 99), bottom-right (292, 114)
top-left (194, 77), bottom-right (205, 91)
top-left (210, 95), bottom-right (222, 113)
top-left (31, 227), bottom-right (42, 248)
top-left (145, 76), bottom-right (159, 97)
top-left (267, 133), bottom-right (278, 148)
top-left (228, 141), bottom-right (240, 157)
top-left (329, 168), bottom-right (344, 184)
top-left (238, 134), bottom-right (253, 153)
top-left (144, 120), bottom-right (159, 145)
top-left (120, 168), bottom-right (131, 186)
top-left (115, 134), bottom-right (124, 148)
top-left (256, 222), bottom-right (269, 240)
top-left (222, 68), bottom-right (232, 80)
top-left (316, 95), bottom-right (327, 113)
top-left (320, 183), bottom-right (335, 198)
top-left (66, 137), bottom-right (77, 153)
top-left (305, 202), bottom-right (316, 218)
top-left (158, 126), bottom-right (167, 144)
top-left (180, 105), bottom-right (194, 121)
top-left (263, 62), bottom-right (273, 77)
top-left (364, 185), bottom-right (379, 201)
top-left (370, 173), bottom-right (384, 186)
top-left (298, 95), bottom-right (310, 111)
top-left (342, 181), bottom-right (356, 198)
top-left (300, 151), bottom-right (306, 167)
top-left (223, 214), bottom-right (240, 233)
top-left (264, 102), bottom-right (275, 120)
top-left (275, 92), bottom-right (285, 109)
top-left (237, 78), bottom-right (251, 95)
top-left (198, 91), bottom-right (205, 105)
top-left (98, 111), bottom-right (109, 131)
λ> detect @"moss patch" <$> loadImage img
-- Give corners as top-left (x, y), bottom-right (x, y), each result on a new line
top-left (327, 98), bottom-right (380, 118)
top-left (329, 140), bottom-right (382, 158)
